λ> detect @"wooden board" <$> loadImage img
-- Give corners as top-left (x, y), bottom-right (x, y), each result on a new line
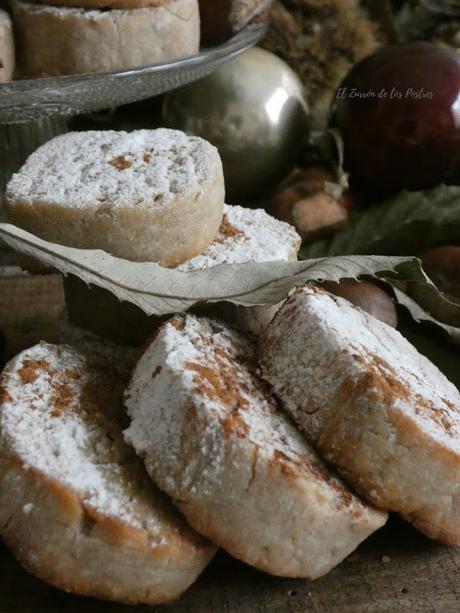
top-left (1, 517), bottom-right (460, 613)
top-left (1, 268), bottom-right (460, 612)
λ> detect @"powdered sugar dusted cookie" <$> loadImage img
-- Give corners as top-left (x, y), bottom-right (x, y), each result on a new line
top-left (0, 340), bottom-right (215, 605)
top-left (260, 286), bottom-right (460, 546)
top-left (35, 0), bottom-right (177, 9)
top-left (124, 315), bottom-right (387, 579)
top-left (176, 204), bottom-right (300, 272)
top-left (6, 129), bottom-right (224, 266)
top-left (11, 0), bottom-right (200, 77)
top-left (177, 204), bottom-right (300, 336)
top-left (0, 9), bottom-right (14, 81)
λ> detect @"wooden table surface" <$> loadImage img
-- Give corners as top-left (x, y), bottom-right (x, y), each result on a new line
top-left (1, 516), bottom-right (460, 613)
top-left (1, 263), bottom-right (460, 612)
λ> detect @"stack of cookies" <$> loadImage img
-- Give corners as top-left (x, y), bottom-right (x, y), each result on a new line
top-left (2, 288), bottom-right (460, 605)
top-left (5, 127), bottom-right (301, 340)
top-left (2, 127), bottom-right (460, 606)
top-left (0, 326), bottom-right (387, 605)
top-left (1, 0), bottom-right (272, 79)
top-left (10, 0), bottom-right (201, 77)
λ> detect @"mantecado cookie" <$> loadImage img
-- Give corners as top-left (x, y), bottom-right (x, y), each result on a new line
top-left (0, 9), bottom-right (14, 81)
top-left (5, 129), bottom-right (225, 266)
top-left (61, 204), bottom-right (300, 344)
top-left (124, 315), bottom-right (387, 579)
top-left (176, 203), bottom-right (301, 335)
top-left (0, 340), bottom-right (216, 605)
top-left (260, 285), bottom-right (460, 546)
top-left (11, 0), bottom-right (200, 77)
top-left (35, 0), bottom-right (179, 10)
top-left (176, 203), bottom-right (301, 272)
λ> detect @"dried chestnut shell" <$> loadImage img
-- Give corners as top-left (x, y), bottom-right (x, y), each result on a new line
top-left (421, 246), bottom-right (460, 302)
top-left (321, 279), bottom-right (398, 328)
top-left (268, 166), bottom-right (351, 241)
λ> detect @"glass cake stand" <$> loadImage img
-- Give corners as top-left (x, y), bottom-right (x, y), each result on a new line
top-left (0, 22), bottom-right (266, 207)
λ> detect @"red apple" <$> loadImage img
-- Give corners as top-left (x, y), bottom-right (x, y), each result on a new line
top-left (336, 42), bottom-right (460, 195)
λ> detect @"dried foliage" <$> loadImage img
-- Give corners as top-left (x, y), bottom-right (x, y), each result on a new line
top-left (262, 0), bottom-right (379, 125)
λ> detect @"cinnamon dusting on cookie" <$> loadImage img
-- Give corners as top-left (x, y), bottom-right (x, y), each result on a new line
top-left (0, 386), bottom-right (12, 404)
top-left (216, 215), bottom-right (245, 242)
top-left (110, 156), bottom-right (132, 170)
top-left (19, 359), bottom-right (50, 384)
top-left (175, 205), bottom-right (301, 272)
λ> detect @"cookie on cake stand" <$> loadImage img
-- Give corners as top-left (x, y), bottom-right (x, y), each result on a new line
top-left (0, 21), bottom-right (267, 212)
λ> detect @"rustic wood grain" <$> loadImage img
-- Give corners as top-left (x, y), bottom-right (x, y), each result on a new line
top-left (1, 517), bottom-right (459, 613)
top-left (0, 269), bottom-right (460, 612)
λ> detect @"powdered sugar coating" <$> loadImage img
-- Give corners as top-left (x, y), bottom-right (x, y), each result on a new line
top-left (176, 204), bottom-right (301, 271)
top-left (0, 9), bottom-right (12, 24)
top-left (6, 129), bottom-right (221, 211)
top-left (124, 314), bottom-right (378, 511)
top-left (11, 0), bottom-right (195, 21)
top-left (124, 314), bottom-right (386, 577)
top-left (0, 340), bottom-right (190, 538)
top-left (260, 286), bottom-right (460, 452)
top-left (12, 1), bottom-right (113, 17)
top-left (12, 1), bottom-right (156, 18)
top-left (5, 128), bottom-right (224, 265)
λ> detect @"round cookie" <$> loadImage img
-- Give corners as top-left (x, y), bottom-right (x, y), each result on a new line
top-left (260, 286), bottom-right (460, 546)
top-left (0, 340), bottom-right (216, 605)
top-left (177, 203), bottom-right (301, 335)
top-left (124, 314), bottom-right (387, 579)
top-left (5, 129), bottom-right (225, 266)
top-left (0, 9), bottom-right (14, 82)
top-left (176, 203), bottom-right (301, 272)
top-left (60, 204), bottom-right (300, 344)
top-left (11, 0), bottom-right (200, 78)
top-left (35, 0), bottom-right (176, 10)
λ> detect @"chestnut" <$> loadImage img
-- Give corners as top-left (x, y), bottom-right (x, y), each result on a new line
top-left (321, 279), bottom-right (398, 328)
top-left (292, 193), bottom-right (348, 241)
top-left (268, 165), bottom-right (350, 241)
top-left (421, 246), bottom-right (460, 302)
